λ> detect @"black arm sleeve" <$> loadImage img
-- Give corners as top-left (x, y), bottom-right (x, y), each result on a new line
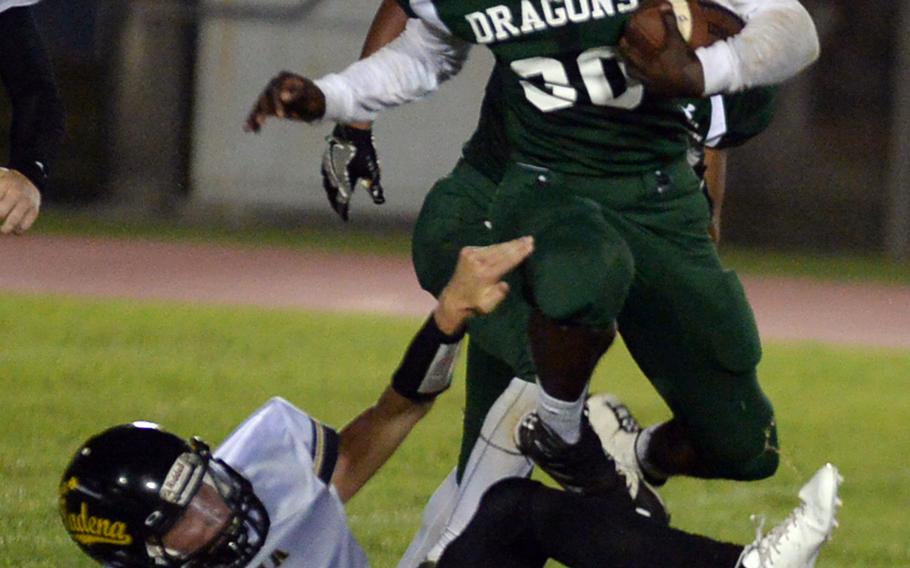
top-left (391, 314), bottom-right (465, 402)
top-left (0, 6), bottom-right (65, 190)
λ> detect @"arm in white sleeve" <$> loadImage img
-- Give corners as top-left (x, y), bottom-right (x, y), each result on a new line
top-left (696, 0), bottom-right (820, 95)
top-left (314, 18), bottom-right (470, 124)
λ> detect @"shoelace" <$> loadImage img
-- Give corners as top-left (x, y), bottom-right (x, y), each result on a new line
top-left (595, 403), bottom-right (642, 496)
top-left (613, 460), bottom-right (640, 496)
top-left (614, 408), bottom-right (639, 434)
top-left (611, 436), bottom-right (641, 498)
top-left (747, 506), bottom-right (805, 568)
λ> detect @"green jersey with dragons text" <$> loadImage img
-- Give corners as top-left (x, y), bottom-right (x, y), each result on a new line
top-left (458, 62), bottom-right (777, 184)
top-left (399, 0), bottom-right (721, 175)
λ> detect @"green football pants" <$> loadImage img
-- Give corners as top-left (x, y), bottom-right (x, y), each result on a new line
top-left (412, 159), bottom-right (779, 481)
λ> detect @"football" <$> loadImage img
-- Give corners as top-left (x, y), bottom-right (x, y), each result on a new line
top-left (624, 0), bottom-right (745, 52)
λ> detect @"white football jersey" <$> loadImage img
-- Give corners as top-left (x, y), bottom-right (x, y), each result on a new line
top-left (0, 0), bottom-right (39, 14)
top-left (215, 397), bottom-right (369, 568)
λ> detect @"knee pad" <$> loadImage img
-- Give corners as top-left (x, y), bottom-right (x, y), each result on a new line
top-left (709, 440), bottom-right (780, 481)
top-left (732, 418), bottom-right (780, 480)
top-left (695, 397), bottom-right (780, 481)
top-left (528, 221), bottom-right (633, 326)
top-left (746, 448), bottom-right (780, 480)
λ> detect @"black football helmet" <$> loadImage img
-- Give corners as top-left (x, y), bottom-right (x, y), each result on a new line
top-left (59, 422), bottom-right (269, 567)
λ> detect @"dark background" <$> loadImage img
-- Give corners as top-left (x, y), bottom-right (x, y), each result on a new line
top-left (2, 0), bottom-right (908, 256)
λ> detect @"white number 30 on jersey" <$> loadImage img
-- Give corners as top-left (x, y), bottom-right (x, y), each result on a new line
top-left (511, 46), bottom-right (643, 112)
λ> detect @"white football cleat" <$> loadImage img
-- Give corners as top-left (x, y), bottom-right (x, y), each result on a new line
top-left (586, 393), bottom-right (669, 524)
top-left (738, 463), bottom-right (843, 568)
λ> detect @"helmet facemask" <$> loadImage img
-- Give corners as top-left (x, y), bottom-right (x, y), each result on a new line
top-left (147, 439), bottom-right (270, 567)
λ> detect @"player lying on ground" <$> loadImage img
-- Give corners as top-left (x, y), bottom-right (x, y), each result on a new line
top-left (58, 236), bottom-right (535, 567)
top-left (0, 0), bottom-right (65, 235)
top-left (59, 416), bottom-right (842, 568)
top-left (56, 239), bottom-right (842, 568)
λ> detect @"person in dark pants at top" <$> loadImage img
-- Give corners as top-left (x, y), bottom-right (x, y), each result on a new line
top-left (0, 0), bottom-right (65, 235)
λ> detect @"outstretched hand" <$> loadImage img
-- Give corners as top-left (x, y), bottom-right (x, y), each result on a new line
top-left (244, 71), bottom-right (327, 132)
top-left (435, 236), bottom-right (535, 334)
top-left (0, 168), bottom-right (41, 235)
top-left (619, 2), bottom-right (705, 98)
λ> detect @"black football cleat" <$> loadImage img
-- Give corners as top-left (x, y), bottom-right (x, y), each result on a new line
top-left (516, 410), bottom-right (670, 524)
top-left (515, 411), bottom-right (625, 496)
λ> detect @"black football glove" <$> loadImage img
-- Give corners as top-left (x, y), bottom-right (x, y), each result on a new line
top-left (321, 124), bottom-right (385, 221)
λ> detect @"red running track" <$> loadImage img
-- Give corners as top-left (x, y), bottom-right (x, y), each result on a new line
top-left (2, 235), bottom-right (909, 348)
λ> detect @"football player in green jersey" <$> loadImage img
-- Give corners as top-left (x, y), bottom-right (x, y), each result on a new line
top-left (246, 0), bottom-right (812, 560)
top-left (405, 77), bottom-right (777, 564)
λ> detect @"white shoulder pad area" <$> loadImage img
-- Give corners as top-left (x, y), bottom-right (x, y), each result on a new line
top-left (215, 397), bottom-right (319, 464)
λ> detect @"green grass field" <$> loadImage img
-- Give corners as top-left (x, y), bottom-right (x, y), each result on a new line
top-left (1, 293), bottom-right (908, 567)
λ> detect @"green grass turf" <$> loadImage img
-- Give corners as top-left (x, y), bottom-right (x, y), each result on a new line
top-left (34, 209), bottom-right (415, 258)
top-left (1, 294), bottom-right (908, 566)
top-left (34, 208), bottom-right (910, 286)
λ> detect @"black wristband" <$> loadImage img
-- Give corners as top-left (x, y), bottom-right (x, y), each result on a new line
top-left (391, 315), bottom-right (465, 402)
top-left (333, 124), bottom-right (373, 144)
top-left (7, 159), bottom-right (48, 192)
top-left (422, 314), bottom-right (467, 345)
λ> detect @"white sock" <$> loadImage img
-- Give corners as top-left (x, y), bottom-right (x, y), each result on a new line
top-left (635, 424), bottom-right (669, 483)
top-left (536, 379), bottom-right (585, 444)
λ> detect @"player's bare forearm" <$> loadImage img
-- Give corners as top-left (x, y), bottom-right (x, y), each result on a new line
top-left (346, 0), bottom-right (409, 130)
top-left (331, 239), bottom-right (534, 501)
top-left (360, 0), bottom-right (409, 59)
top-left (704, 148), bottom-right (727, 243)
top-left (332, 386), bottom-right (432, 503)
